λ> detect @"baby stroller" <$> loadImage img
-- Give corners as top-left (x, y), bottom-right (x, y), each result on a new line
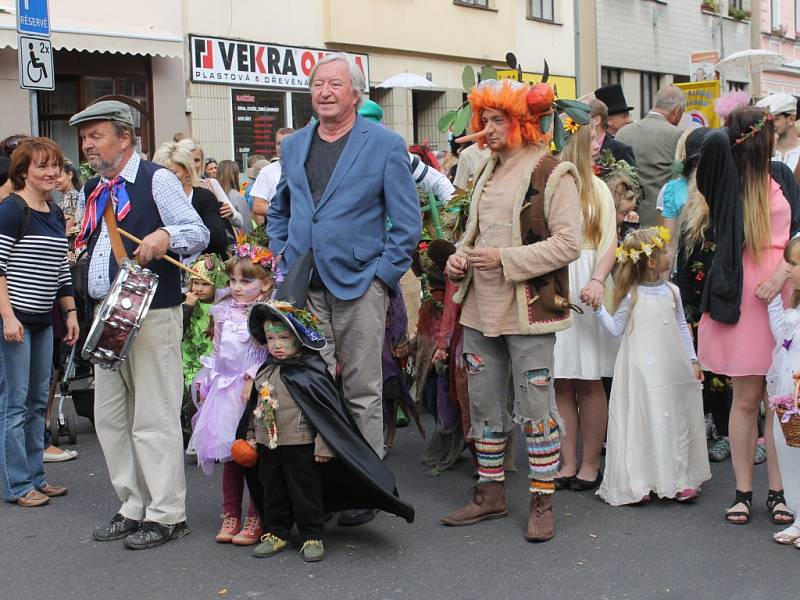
top-left (49, 251), bottom-right (96, 445)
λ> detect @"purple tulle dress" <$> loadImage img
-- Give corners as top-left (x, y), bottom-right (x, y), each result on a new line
top-left (189, 293), bottom-right (268, 475)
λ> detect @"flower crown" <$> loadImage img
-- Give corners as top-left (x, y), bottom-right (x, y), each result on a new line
top-left (189, 253), bottom-right (228, 288)
top-left (733, 113), bottom-right (773, 146)
top-left (232, 231), bottom-right (276, 270)
top-left (267, 300), bottom-right (324, 342)
top-left (615, 226), bottom-right (672, 264)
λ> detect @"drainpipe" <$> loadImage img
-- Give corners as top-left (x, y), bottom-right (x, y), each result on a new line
top-left (573, 0), bottom-right (581, 95)
top-left (751, 0), bottom-right (762, 97)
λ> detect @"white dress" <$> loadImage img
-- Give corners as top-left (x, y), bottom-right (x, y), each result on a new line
top-left (554, 177), bottom-right (619, 379)
top-left (766, 298), bottom-right (800, 518)
top-left (595, 281), bottom-right (711, 506)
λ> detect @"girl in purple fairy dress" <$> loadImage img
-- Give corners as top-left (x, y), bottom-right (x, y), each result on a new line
top-left (190, 235), bottom-right (276, 546)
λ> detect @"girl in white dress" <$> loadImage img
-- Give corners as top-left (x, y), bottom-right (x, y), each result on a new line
top-left (553, 113), bottom-right (619, 492)
top-left (595, 227), bottom-right (710, 506)
top-left (766, 237), bottom-right (800, 546)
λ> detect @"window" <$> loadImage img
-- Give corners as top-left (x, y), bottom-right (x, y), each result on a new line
top-left (730, 0), bottom-right (744, 9)
top-left (455, 0), bottom-right (489, 7)
top-left (728, 81), bottom-right (747, 91)
top-left (529, 0), bottom-right (555, 21)
top-left (772, 0), bottom-right (781, 29)
top-left (796, 0), bottom-right (800, 33)
top-left (640, 72), bottom-right (659, 117)
top-left (601, 67), bottom-right (622, 87)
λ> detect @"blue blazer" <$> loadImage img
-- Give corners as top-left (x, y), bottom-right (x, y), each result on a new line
top-left (268, 115), bottom-right (421, 301)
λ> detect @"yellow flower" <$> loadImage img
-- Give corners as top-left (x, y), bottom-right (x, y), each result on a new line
top-left (615, 245), bottom-right (627, 263)
top-left (652, 235), bottom-right (664, 250)
top-left (564, 117), bottom-right (580, 134)
top-left (657, 225), bottom-right (672, 244)
top-left (629, 249), bottom-right (642, 263)
top-left (641, 242), bottom-right (653, 257)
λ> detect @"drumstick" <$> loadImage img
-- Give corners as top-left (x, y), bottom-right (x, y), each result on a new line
top-left (117, 228), bottom-right (215, 285)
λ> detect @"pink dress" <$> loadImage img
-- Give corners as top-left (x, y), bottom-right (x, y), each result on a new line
top-left (189, 293), bottom-right (269, 474)
top-left (698, 178), bottom-right (791, 376)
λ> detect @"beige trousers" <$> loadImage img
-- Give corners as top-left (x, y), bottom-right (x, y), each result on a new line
top-left (307, 279), bottom-right (389, 457)
top-left (94, 306), bottom-right (187, 524)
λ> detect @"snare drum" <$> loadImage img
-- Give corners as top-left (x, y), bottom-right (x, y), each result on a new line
top-left (82, 259), bottom-right (159, 370)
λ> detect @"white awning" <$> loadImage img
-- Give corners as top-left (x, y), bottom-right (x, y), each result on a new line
top-left (0, 24), bottom-right (182, 57)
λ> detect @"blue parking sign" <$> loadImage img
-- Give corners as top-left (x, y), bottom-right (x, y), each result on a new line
top-left (16, 0), bottom-right (50, 37)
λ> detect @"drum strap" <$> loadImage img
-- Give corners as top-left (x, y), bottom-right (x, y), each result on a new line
top-left (103, 202), bottom-right (128, 266)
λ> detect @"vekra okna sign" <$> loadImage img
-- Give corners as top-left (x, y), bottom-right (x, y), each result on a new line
top-left (190, 35), bottom-right (369, 90)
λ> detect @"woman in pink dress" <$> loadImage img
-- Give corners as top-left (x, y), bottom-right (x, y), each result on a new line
top-left (696, 107), bottom-right (800, 525)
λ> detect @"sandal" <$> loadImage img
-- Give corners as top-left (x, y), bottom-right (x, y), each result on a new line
top-left (725, 490), bottom-right (752, 524)
top-left (767, 490), bottom-right (795, 525)
top-left (773, 524), bottom-right (800, 545)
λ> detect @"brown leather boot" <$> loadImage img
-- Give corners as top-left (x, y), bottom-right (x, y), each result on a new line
top-left (525, 493), bottom-right (555, 542)
top-left (440, 482), bottom-right (508, 526)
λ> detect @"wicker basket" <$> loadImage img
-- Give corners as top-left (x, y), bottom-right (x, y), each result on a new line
top-left (777, 381), bottom-right (800, 448)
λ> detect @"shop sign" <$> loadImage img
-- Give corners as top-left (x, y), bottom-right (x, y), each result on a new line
top-left (231, 88), bottom-right (285, 161)
top-left (675, 80), bottom-right (720, 128)
top-left (690, 51), bottom-right (720, 82)
top-left (496, 69), bottom-right (577, 99)
top-left (191, 35), bottom-right (369, 90)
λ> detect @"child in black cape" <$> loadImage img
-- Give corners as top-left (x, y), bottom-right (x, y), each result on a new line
top-left (240, 298), bottom-right (414, 562)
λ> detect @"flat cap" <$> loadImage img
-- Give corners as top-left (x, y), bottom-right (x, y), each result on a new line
top-left (756, 92), bottom-right (797, 116)
top-left (69, 100), bottom-right (134, 128)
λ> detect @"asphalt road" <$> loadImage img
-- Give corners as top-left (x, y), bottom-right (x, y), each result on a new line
top-left (1, 407), bottom-right (797, 600)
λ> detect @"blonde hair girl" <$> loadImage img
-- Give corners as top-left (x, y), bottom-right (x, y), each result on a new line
top-left (595, 226), bottom-right (710, 506)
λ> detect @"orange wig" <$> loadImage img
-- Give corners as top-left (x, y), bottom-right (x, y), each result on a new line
top-left (467, 80), bottom-right (554, 149)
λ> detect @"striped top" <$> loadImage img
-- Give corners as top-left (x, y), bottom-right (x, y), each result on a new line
top-left (0, 194), bottom-right (73, 327)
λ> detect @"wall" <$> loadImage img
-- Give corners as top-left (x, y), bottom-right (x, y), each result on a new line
top-left (759, 0), bottom-right (800, 94)
top-left (595, 0), bottom-right (752, 116)
top-left (151, 57), bottom-right (188, 146)
top-left (0, 49), bottom-right (32, 136)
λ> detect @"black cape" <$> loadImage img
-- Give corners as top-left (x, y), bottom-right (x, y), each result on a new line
top-left (237, 352), bottom-right (415, 523)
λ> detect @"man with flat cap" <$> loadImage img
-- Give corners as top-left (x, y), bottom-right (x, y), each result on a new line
top-left (595, 83), bottom-right (635, 136)
top-left (70, 100), bottom-right (208, 549)
top-left (757, 92), bottom-right (800, 176)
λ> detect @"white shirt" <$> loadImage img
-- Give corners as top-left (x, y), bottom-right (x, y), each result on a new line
top-left (773, 145), bottom-right (800, 173)
top-left (251, 160), bottom-right (282, 203)
top-left (409, 152), bottom-right (454, 204)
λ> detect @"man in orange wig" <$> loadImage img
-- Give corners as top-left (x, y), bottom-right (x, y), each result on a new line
top-left (440, 79), bottom-right (582, 541)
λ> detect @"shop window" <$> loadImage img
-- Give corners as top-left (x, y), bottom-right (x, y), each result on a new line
top-left (231, 89), bottom-right (285, 168)
top-left (601, 67), bottom-right (622, 87)
top-left (640, 72), bottom-right (660, 117)
top-left (291, 92), bottom-right (314, 130)
top-left (529, 0), bottom-right (555, 21)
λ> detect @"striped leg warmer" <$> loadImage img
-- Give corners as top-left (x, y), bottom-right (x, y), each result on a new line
top-left (475, 430), bottom-right (507, 483)
top-left (525, 418), bottom-right (561, 495)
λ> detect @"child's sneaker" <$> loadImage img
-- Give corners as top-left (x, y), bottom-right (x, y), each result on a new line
top-left (232, 516), bottom-right (263, 546)
top-left (300, 539), bottom-right (325, 562)
top-left (252, 533), bottom-right (286, 558)
top-left (215, 514), bottom-right (240, 543)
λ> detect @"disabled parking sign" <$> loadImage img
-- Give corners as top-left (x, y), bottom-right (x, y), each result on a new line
top-left (18, 35), bottom-right (54, 90)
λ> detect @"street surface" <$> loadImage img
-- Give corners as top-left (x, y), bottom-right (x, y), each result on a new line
top-left (1, 408), bottom-right (796, 600)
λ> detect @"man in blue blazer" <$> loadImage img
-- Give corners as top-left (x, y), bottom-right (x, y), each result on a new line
top-left (268, 54), bottom-right (421, 525)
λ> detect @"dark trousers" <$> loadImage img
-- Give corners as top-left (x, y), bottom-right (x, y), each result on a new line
top-left (257, 443), bottom-right (324, 542)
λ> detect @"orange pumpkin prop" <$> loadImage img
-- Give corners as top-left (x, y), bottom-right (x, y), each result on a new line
top-left (231, 439), bottom-right (258, 467)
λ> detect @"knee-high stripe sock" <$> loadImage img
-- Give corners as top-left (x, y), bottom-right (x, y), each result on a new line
top-left (476, 430), bottom-right (507, 483)
top-left (525, 418), bottom-right (561, 495)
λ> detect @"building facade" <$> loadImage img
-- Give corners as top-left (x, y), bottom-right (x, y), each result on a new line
top-left (580, 0), bottom-right (752, 115)
top-left (0, 1), bottom-right (579, 169)
top-left (0, 0), bottom-right (185, 166)
top-left (185, 0), bottom-right (579, 167)
top-left (757, 0), bottom-right (800, 95)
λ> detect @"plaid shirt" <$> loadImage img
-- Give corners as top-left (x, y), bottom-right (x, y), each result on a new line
top-left (79, 153), bottom-right (209, 299)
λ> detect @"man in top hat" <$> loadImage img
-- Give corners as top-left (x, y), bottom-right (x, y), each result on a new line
top-left (588, 98), bottom-right (636, 166)
top-left (757, 92), bottom-right (800, 175)
top-left (70, 100), bottom-right (209, 549)
top-left (595, 84), bottom-right (635, 136)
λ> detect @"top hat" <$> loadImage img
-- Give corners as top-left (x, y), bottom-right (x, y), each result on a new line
top-left (594, 84), bottom-right (634, 116)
